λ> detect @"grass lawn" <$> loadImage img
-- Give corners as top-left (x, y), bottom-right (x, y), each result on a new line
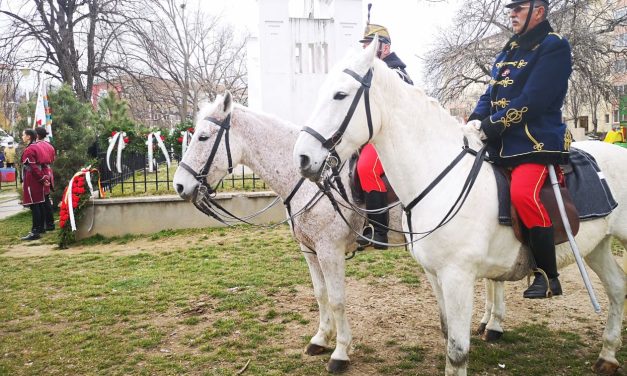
top-left (0, 211), bottom-right (625, 375)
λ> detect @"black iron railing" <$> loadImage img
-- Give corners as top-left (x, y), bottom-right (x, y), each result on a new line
top-left (97, 152), bottom-right (266, 195)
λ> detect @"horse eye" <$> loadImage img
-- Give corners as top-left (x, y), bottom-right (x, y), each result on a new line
top-left (198, 135), bottom-right (209, 141)
top-left (333, 92), bottom-right (348, 100)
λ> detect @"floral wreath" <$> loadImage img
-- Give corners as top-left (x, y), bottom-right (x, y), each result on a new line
top-left (58, 167), bottom-right (104, 248)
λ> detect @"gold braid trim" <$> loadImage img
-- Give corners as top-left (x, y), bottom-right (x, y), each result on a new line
top-left (564, 129), bottom-right (572, 150)
top-left (493, 107), bottom-right (528, 128)
top-left (495, 59), bottom-right (528, 69)
top-left (491, 98), bottom-right (510, 108)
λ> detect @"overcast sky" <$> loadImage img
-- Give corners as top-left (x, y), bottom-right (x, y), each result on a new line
top-left (216, 0), bottom-right (463, 86)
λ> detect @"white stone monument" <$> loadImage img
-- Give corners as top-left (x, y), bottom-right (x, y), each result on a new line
top-left (248, 0), bottom-right (362, 125)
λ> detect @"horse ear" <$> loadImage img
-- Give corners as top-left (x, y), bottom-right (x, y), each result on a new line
top-left (223, 91), bottom-right (233, 113)
top-left (365, 34), bottom-right (379, 64)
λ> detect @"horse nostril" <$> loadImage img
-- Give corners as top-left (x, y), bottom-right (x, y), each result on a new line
top-left (175, 184), bottom-right (184, 195)
top-left (299, 154), bottom-right (310, 170)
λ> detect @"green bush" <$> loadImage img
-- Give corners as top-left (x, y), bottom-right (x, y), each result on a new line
top-left (48, 85), bottom-right (99, 207)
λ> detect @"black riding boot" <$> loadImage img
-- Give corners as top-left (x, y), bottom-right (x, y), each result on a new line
top-left (523, 226), bottom-right (562, 299)
top-left (356, 191), bottom-right (389, 250)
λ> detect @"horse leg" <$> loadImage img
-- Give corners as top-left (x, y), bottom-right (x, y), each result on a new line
top-left (301, 247), bottom-right (335, 356)
top-left (477, 279), bottom-right (493, 336)
top-left (317, 247), bottom-right (352, 373)
top-left (480, 279), bottom-right (505, 342)
top-left (584, 237), bottom-right (625, 375)
top-left (425, 271), bottom-right (448, 339)
top-left (440, 270), bottom-right (475, 376)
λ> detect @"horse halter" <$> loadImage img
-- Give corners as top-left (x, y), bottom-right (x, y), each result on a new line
top-left (300, 68), bottom-right (374, 170)
top-left (178, 114), bottom-right (234, 196)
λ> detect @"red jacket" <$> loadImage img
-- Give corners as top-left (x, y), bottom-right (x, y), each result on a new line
top-left (21, 142), bottom-right (47, 205)
top-left (36, 140), bottom-right (56, 194)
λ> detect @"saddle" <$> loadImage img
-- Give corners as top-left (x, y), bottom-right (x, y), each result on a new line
top-left (498, 165), bottom-right (579, 246)
top-left (496, 147), bottom-right (619, 246)
top-left (348, 152), bottom-right (398, 205)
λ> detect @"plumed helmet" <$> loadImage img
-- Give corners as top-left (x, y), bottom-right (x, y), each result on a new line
top-left (359, 23), bottom-right (391, 44)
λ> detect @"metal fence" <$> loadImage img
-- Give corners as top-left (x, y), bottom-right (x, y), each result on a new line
top-left (97, 152), bottom-right (267, 195)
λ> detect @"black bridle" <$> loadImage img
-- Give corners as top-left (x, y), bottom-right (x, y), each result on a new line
top-left (301, 66), bottom-right (488, 248)
top-left (300, 68), bottom-right (374, 171)
top-left (178, 114), bottom-right (234, 195)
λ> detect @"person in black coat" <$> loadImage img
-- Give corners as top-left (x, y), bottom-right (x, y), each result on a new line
top-left (356, 23), bottom-right (413, 250)
top-left (467, 0), bottom-right (572, 299)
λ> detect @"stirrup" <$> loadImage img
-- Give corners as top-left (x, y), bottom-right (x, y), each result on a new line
top-left (526, 268), bottom-right (553, 298)
top-left (356, 224), bottom-right (375, 246)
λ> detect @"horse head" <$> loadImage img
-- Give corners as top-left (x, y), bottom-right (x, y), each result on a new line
top-left (294, 37), bottom-right (383, 182)
top-left (174, 91), bottom-right (240, 201)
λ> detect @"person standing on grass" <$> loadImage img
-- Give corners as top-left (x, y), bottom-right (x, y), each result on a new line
top-left (20, 129), bottom-right (48, 240)
top-left (35, 127), bottom-right (56, 231)
top-left (5, 142), bottom-right (16, 168)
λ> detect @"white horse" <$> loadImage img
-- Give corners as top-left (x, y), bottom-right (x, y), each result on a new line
top-left (172, 92), bottom-right (405, 373)
top-left (294, 39), bottom-right (627, 375)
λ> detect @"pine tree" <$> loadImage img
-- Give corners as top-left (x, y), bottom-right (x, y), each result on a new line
top-left (48, 85), bottom-right (99, 206)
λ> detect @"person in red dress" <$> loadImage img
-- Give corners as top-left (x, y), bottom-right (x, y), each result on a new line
top-left (35, 127), bottom-right (56, 231)
top-left (21, 129), bottom-right (48, 240)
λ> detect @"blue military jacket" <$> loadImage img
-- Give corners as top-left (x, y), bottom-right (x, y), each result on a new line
top-left (469, 20), bottom-right (572, 166)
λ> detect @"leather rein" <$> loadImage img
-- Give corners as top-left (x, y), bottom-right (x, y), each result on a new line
top-left (178, 114), bottom-right (324, 232)
top-left (302, 66), bottom-right (488, 248)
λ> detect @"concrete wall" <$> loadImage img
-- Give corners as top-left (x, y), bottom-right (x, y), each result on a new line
top-left (76, 192), bottom-right (287, 239)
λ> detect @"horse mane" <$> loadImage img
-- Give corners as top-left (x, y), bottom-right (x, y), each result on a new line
top-left (196, 95), bottom-right (300, 136)
top-left (371, 58), bottom-right (464, 129)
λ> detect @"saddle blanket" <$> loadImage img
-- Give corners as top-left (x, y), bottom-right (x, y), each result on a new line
top-left (495, 147), bottom-right (618, 225)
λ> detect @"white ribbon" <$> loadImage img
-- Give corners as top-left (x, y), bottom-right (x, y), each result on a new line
top-left (116, 132), bottom-right (126, 173)
top-left (63, 167), bottom-right (98, 232)
top-left (106, 132), bottom-right (126, 173)
top-left (106, 132), bottom-right (121, 172)
top-left (147, 132), bottom-right (171, 172)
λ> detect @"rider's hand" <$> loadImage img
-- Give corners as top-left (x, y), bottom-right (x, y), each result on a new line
top-left (462, 119), bottom-right (487, 143)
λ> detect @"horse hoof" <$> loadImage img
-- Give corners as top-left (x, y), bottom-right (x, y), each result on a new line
top-left (481, 329), bottom-right (503, 342)
top-left (327, 358), bottom-right (350, 373)
top-left (592, 358), bottom-right (622, 375)
top-left (304, 343), bottom-right (329, 356)
top-left (477, 323), bottom-right (487, 335)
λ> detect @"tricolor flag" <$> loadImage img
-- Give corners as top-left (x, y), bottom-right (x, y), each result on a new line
top-left (33, 81), bottom-right (52, 138)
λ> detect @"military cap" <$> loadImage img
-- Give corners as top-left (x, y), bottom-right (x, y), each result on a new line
top-left (505, 0), bottom-right (549, 8)
top-left (359, 23), bottom-right (391, 44)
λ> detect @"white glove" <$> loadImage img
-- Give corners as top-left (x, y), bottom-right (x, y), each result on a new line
top-left (462, 119), bottom-right (487, 148)
top-left (467, 119), bottom-right (482, 130)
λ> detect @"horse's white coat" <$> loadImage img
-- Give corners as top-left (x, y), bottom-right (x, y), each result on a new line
top-left (294, 40), bottom-right (627, 375)
top-left (172, 94), bottom-right (404, 370)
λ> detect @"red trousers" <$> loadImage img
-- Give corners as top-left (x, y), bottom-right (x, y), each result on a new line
top-left (357, 144), bottom-right (387, 193)
top-left (510, 163), bottom-right (552, 229)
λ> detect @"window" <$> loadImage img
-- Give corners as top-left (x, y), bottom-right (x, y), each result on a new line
top-left (321, 43), bottom-right (329, 73)
top-left (615, 59), bottom-right (627, 73)
top-left (294, 43), bottom-right (302, 74)
top-left (615, 33), bottom-right (627, 47)
top-left (614, 109), bottom-right (619, 123)
top-left (605, 114), bottom-right (610, 124)
top-left (308, 43), bottom-right (315, 73)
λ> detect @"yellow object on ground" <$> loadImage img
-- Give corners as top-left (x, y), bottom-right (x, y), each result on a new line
top-left (604, 130), bottom-right (625, 144)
